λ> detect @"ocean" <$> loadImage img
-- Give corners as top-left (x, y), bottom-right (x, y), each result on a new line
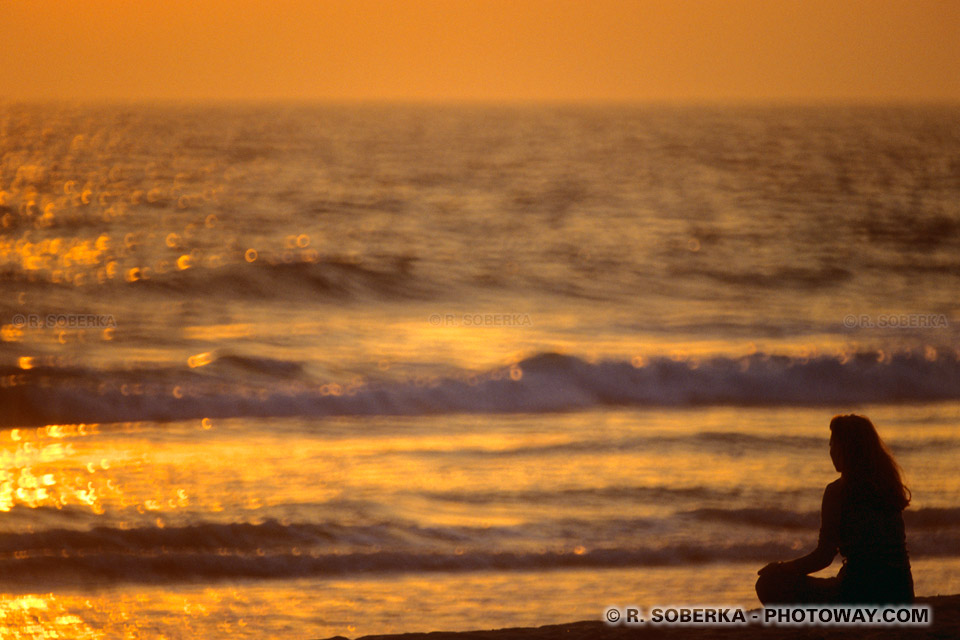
top-left (1, 102), bottom-right (959, 638)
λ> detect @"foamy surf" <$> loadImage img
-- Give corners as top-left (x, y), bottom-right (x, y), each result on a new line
top-left (5, 349), bottom-right (960, 426)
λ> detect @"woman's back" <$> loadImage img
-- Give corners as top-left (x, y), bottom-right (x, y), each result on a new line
top-left (830, 477), bottom-right (913, 603)
top-left (835, 478), bottom-right (907, 557)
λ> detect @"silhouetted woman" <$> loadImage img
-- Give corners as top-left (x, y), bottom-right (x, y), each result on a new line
top-left (756, 414), bottom-right (914, 604)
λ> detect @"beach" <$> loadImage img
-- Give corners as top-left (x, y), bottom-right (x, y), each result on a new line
top-left (3, 103), bottom-right (959, 638)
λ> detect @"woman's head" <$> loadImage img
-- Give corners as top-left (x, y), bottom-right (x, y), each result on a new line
top-left (829, 414), bottom-right (910, 509)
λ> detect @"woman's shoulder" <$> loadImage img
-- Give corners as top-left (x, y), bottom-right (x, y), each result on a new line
top-left (822, 477), bottom-right (846, 505)
top-left (825, 477), bottom-right (845, 494)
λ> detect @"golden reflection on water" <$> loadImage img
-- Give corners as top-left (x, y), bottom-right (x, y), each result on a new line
top-left (0, 407), bottom-right (956, 637)
top-left (0, 422), bottom-right (194, 517)
top-left (0, 594), bottom-right (102, 640)
top-left (1, 407), bottom-right (956, 526)
top-left (1, 557), bottom-right (958, 639)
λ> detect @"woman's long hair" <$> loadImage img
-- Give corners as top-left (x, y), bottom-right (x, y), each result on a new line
top-left (830, 414), bottom-right (911, 510)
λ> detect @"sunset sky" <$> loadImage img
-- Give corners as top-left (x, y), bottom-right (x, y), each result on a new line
top-left (3, 0), bottom-right (959, 102)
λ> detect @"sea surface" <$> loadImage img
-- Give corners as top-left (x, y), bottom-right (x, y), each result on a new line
top-left (1, 102), bottom-right (959, 638)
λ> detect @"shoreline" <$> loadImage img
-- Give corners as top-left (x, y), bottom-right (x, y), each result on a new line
top-left (323, 595), bottom-right (959, 640)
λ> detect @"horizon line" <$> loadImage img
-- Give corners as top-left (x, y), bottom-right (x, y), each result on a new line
top-left (3, 96), bottom-right (960, 108)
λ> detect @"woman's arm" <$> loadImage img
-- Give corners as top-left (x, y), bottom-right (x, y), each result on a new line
top-left (777, 540), bottom-right (837, 574)
top-left (758, 481), bottom-right (841, 576)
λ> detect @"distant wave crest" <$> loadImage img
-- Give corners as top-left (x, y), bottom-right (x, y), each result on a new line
top-left (4, 349), bottom-right (960, 426)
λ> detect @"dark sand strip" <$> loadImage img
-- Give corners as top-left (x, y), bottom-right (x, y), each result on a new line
top-left (323, 595), bottom-right (958, 640)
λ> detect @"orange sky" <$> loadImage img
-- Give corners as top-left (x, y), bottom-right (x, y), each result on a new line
top-left (3, 0), bottom-right (958, 102)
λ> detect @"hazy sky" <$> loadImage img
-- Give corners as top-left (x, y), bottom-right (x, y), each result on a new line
top-left (3, 0), bottom-right (958, 102)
